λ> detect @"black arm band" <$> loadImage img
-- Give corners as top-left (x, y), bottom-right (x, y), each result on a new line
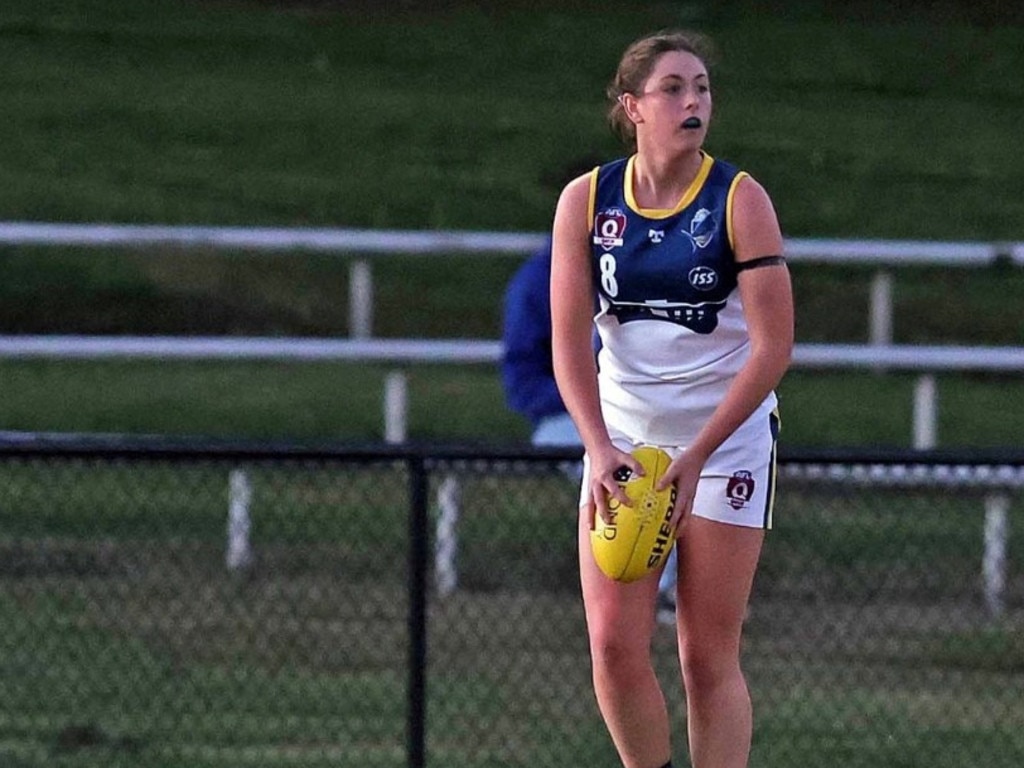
top-left (735, 255), bottom-right (786, 272)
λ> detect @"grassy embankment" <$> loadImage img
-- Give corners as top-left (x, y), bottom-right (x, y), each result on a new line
top-left (0, 0), bottom-right (1021, 446)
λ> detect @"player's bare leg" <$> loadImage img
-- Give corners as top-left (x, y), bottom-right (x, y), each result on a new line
top-left (579, 511), bottom-right (673, 768)
top-left (675, 517), bottom-right (763, 768)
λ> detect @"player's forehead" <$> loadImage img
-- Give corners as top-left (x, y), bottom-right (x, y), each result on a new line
top-left (645, 50), bottom-right (708, 84)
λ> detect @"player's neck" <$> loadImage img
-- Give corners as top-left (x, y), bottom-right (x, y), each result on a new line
top-left (630, 150), bottom-right (704, 209)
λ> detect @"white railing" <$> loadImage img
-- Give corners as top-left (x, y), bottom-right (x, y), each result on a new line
top-left (1, 335), bottom-right (1023, 450)
top-left (2, 221), bottom-right (1022, 447)
top-left (2, 335), bottom-right (1023, 370)
top-left (4, 222), bottom-right (1021, 605)
top-left (3, 221), bottom-right (1022, 343)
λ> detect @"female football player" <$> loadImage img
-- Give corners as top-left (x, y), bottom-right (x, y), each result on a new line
top-left (550, 29), bottom-right (793, 768)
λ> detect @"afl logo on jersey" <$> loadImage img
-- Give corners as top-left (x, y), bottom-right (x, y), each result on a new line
top-left (593, 208), bottom-right (626, 251)
top-left (688, 266), bottom-right (719, 291)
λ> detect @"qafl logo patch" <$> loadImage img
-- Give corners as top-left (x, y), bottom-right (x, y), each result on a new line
top-left (593, 208), bottom-right (626, 251)
top-left (726, 470), bottom-right (755, 510)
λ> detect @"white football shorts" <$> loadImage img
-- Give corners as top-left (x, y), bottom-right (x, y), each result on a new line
top-left (580, 405), bottom-right (780, 530)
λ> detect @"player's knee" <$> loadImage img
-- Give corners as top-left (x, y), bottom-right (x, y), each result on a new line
top-left (590, 631), bottom-right (650, 679)
top-left (680, 643), bottom-right (740, 691)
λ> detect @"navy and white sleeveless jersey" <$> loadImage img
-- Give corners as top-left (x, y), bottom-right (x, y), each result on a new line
top-left (586, 152), bottom-right (778, 446)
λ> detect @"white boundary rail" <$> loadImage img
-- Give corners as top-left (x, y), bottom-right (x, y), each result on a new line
top-left (3, 221), bottom-right (1022, 262)
top-left (1, 335), bottom-right (1022, 450)
top-left (2, 221), bottom-right (1022, 447)
top-left (3, 221), bottom-right (1023, 343)
top-left (3, 223), bottom-right (1021, 607)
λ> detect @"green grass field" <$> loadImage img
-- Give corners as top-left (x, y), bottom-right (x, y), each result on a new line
top-left (1, 0), bottom-right (1022, 446)
top-left (1, 5), bottom-right (1022, 765)
top-left (1, 457), bottom-right (1022, 767)
top-left (4, 0), bottom-right (1024, 237)
top-left (0, 358), bottom-right (1021, 447)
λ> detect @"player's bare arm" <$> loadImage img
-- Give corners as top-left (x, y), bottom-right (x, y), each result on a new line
top-left (551, 173), bottom-right (639, 523)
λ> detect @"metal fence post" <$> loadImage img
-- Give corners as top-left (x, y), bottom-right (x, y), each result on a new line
top-left (983, 493), bottom-right (1009, 618)
top-left (226, 468), bottom-right (253, 571)
top-left (434, 475), bottom-right (460, 597)
top-left (407, 454), bottom-right (429, 768)
top-left (869, 269), bottom-right (893, 347)
top-left (385, 371), bottom-right (408, 444)
top-left (912, 374), bottom-right (937, 450)
top-left (349, 258), bottom-right (373, 339)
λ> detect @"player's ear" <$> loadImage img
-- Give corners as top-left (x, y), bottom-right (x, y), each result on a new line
top-left (619, 92), bottom-right (644, 126)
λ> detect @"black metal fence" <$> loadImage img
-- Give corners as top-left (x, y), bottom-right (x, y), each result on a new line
top-left (1, 433), bottom-right (1022, 768)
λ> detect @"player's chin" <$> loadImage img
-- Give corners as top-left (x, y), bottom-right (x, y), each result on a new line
top-left (663, 135), bottom-right (703, 157)
top-left (675, 129), bottom-right (705, 147)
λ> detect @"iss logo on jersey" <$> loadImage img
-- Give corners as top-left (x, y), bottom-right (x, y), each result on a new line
top-left (726, 470), bottom-right (755, 510)
top-left (593, 208), bottom-right (626, 250)
top-left (688, 266), bottom-right (719, 291)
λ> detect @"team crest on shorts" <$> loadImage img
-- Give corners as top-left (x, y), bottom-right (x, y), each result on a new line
top-left (593, 208), bottom-right (626, 250)
top-left (726, 470), bottom-right (755, 510)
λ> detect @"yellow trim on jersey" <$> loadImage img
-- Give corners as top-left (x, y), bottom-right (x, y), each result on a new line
top-left (586, 166), bottom-right (600, 235)
top-left (623, 152), bottom-right (715, 219)
top-left (725, 170), bottom-right (750, 253)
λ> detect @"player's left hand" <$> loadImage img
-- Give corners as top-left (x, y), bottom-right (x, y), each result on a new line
top-left (657, 450), bottom-right (705, 531)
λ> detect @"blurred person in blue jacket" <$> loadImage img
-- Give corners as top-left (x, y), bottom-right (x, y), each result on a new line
top-left (502, 237), bottom-right (581, 448)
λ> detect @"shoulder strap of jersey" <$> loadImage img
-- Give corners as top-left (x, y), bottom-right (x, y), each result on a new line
top-left (586, 165), bottom-right (600, 234)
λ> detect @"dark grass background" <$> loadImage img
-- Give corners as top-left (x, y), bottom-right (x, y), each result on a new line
top-left (1, 457), bottom-right (1022, 766)
top-left (0, 0), bottom-right (1021, 445)
top-left (2, 6), bottom-right (1023, 766)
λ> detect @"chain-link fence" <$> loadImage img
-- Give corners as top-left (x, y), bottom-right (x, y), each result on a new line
top-left (1, 434), bottom-right (1022, 768)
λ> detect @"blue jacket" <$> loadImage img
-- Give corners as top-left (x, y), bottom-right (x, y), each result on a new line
top-left (501, 241), bottom-right (567, 427)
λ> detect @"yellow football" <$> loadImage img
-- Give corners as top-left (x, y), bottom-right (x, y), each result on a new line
top-left (590, 445), bottom-right (678, 583)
